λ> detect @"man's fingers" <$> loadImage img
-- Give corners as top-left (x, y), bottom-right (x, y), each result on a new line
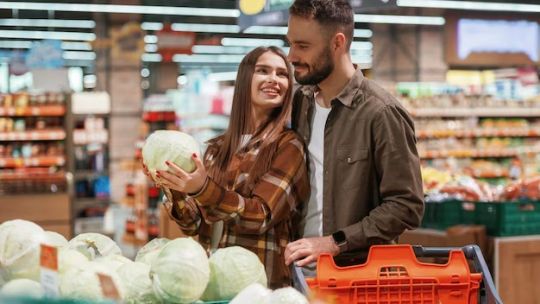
top-left (285, 248), bottom-right (311, 266)
top-left (295, 255), bottom-right (316, 267)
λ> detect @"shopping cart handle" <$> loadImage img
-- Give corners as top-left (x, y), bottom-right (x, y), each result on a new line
top-left (413, 245), bottom-right (503, 304)
top-left (290, 263), bottom-right (309, 295)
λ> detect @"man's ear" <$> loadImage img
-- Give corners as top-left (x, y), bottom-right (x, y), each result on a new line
top-left (333, 32), bottom-right (347, 52)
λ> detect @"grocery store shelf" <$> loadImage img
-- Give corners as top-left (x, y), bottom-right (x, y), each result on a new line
top-left (0, 156), bottom-right (66, 168)
top-left (409, 108), bottom-right (540, 118)
top-left (0, 129), bottom-right (66, 141)
top-left (420, 147), bottom-right (540, 159)
top-left (0, 171), bottom-right (66, 181)
top-left (417, 128), bottom-right (540, 139)
top-left (74, 170), bottom-right (109, 179)
top-left (0, 105), bottom-right (66, 117)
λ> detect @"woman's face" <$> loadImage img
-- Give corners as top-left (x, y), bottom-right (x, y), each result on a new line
top-left (250, 51), bottom-right (290, 119)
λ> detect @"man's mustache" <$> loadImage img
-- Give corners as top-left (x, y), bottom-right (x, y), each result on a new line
top-left (292, 62), bottom-right (309, 68)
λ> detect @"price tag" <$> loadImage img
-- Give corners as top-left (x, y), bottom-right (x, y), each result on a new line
top-left (97, 273), bottom-right (121, 300)
top-left (40, 244), bottom-right (59, 297)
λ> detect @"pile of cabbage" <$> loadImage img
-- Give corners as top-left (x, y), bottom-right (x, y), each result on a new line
top-left (0, 219), bottom-right (309, 303)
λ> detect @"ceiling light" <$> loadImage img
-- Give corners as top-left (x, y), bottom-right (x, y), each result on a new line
top-left (191, 45), bottom-right (254, 54)
top-left (397, 0), bottom-right (540, 13)
top-left (351, 41), bottom-right (373, 50)
top-left (173, 23), bottom-right (239, 33)
top-left (354, 14), bottom-right (445, 25)
top-left (63, 51), bottom-right (96, 61)
top-left (0, 19), bottom-right (95, 28)
top-left (0, 2), bottom-right (240, 18)
top-left (144, 44), bottom-right (158, 53)
top-left (221, 37), bottom-right (285, 47)
top-left (208, 71), bottom-right (238, 82)
top-left (0, 40), bottom-right (92, 51)
top-left (144, 35), bottom-right (158, 44)
top-left (0, 30), bottom-right (95, 41)
top-left (173, 54), bottom-right (245, 63)
top-left (142, 53), bottom-right (162, 62)
top-left (141, 22), bottom-right (163, 31)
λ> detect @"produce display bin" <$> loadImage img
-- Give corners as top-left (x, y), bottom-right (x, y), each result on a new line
top-left (475, 200), bottom-right (540, 236)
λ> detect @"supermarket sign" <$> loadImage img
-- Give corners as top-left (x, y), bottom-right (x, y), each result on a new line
top-left (237, 0), bottom-right (397, 30)
top-left (156, 23), bottom-right (196, 62)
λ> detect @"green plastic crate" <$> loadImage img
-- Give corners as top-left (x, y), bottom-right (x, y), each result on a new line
top-left (422, 200), bottom-right (474, 230)
top-left (475, 201), bottom-right (540, 236)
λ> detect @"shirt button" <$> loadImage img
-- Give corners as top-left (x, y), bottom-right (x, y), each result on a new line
top-left (347, 157), bottom-right (352, 163)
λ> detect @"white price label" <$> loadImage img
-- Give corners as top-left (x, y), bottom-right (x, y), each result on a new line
top-left (40, 244), bottom-right (59, 297)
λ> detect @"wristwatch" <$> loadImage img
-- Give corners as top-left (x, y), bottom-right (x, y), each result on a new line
top-left (331, 230), bottom-right (347, 248)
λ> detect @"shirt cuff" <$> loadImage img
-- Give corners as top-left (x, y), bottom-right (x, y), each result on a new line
top-left (188, 177), bottom-right (225, 207)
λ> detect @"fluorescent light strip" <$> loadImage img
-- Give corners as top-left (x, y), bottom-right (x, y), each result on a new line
top-left (63, 51), bottom-right (96, 61)
top-left (174, 54), bottom-right (245, 63)
top-left (144, 44), bottom-right (158, 53)
top-left (141, 22), bottom-right (163, 31)
top-left (192, 45), bottom-right (254, 54)
top-left (0, 19), bottom-right (95, 28)
top-left (397, 0), bottom-right (540, 13)
top-left (173, 23), bottom-right (239, 33)
top-left (351, 41), bottom-right (373, 50)
top-left (0, 40), bottom-right (92, 51)
top-left (0, 2), bottom-right (240, 17)
top-left (222, 37), bottom-right (285, 47)
top-left (354, 14), bottom-right (445, 25)
top-left (144, 35), bottom-right (158, 44)
top-left (208, 71), bottom-right (238, 82)
top-left (0, 30), bottom-right (95, 41)
top-left (142, 53), bottom-right (162, 62)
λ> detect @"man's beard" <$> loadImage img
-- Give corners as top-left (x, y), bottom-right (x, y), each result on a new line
top-left (293, 46), bottom-right (334, 85)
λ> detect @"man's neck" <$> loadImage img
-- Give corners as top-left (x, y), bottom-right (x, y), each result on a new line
top-left (317, 55), bottom-right (356, 108)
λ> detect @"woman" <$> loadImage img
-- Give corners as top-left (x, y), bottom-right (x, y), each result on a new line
top-left (154, 46), bottom-right (309, 288)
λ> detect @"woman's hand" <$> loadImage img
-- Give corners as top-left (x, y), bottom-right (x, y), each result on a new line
top-left (156, 154), bottom-right (208, 195)
top-left (141, 162), bottom-right (156, 183)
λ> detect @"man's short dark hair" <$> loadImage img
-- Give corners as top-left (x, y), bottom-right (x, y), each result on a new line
top-left (289, 0), bottom-right (354, 50)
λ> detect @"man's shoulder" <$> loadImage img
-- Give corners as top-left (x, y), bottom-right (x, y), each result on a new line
top-left (360, 79), bottom-right (405, 111)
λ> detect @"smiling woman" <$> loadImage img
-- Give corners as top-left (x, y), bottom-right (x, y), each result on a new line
top-left (148, 46), bottom-right (310, 289)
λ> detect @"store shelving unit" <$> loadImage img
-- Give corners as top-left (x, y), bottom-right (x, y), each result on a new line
top-left (0, 92), bottom-right (72, 238)
top-left (69, 92), bottom-right (112, 235)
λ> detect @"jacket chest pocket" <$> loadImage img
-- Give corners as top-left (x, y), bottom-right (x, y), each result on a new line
top-left (336, 147), bottom-right (369, 189)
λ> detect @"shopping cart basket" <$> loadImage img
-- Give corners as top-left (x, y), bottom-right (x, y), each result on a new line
top-left (291, 244), bottom-right (503, 304)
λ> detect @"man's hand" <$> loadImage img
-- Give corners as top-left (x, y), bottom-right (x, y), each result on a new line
top-left (284, 236), bottom-right (340, 267)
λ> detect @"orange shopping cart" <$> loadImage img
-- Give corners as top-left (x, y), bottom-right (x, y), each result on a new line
top-left (292, 244), bottom-right (503, 304)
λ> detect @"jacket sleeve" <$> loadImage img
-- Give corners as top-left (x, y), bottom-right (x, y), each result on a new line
top-left (341, 104), bottom-right (425, 251)
top-left (163, 188), bottom-right (202, 236)
top-left (189, 132), bottom-right (310, 235)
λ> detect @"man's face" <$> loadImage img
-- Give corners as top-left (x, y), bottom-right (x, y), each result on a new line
top-left (286, 16), bottom-right (335, 85)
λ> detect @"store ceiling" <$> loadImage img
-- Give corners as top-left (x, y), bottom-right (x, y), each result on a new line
top-left (0, 0), bottom-right (539, 72)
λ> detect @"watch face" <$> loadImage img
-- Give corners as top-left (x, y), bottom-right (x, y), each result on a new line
top-left (333, 230), bottom-right (346, 245)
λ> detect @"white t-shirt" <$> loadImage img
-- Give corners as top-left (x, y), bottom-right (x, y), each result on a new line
top-left (301, 93), bottom-right (331, 239)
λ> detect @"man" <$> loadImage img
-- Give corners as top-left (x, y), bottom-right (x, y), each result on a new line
top-left (284, 0), bottom-right (424, 272)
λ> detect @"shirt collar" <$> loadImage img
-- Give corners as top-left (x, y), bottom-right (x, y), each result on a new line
top-left (299, 67), bottom-right (365, 108)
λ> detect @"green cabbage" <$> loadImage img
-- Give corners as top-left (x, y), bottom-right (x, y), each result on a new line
top-left (118, 262), bottom-right (161, 304)
top-left (58, 249), bottom-right (89, 275)
top-left (0, 219), bottom-right (46, 281)
top-left (135, 238), bottom-right (170, 266)
top-left (268, 287), bottom-right (309, 304)
top-left (229, 283), bottom-right (271, 304)
top-left (150, 237), bottom-right (209, 303)
top-left (45, 231), bottom-right (68, 248)
top-left (95, 254), bottom-right (133, 272)
top-left (142, 130), bottom-right (200, 180)
top-left (0, 278), bottom-right (44, 298)
top-left (59, 260), bottom-right (124, 300)
top-left (67, 233), bottom-right (122, 260)
top-left (202, 246), bottom-right (267, 301)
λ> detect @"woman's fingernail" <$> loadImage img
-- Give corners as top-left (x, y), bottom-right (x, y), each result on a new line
top-left (192, 153), bottom-right (197, 158)
top-left (165, 161), bottom-right (170, 166)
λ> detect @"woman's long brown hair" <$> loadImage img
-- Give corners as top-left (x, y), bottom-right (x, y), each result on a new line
top-left (207, 46), bottom-right (294, 187)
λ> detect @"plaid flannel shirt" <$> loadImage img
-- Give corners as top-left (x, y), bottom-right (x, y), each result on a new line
top-left (163, 130), bottom-right (310, 288)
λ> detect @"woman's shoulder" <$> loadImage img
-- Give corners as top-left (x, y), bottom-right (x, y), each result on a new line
top-left (276, 129), bottom-right (305, 148)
